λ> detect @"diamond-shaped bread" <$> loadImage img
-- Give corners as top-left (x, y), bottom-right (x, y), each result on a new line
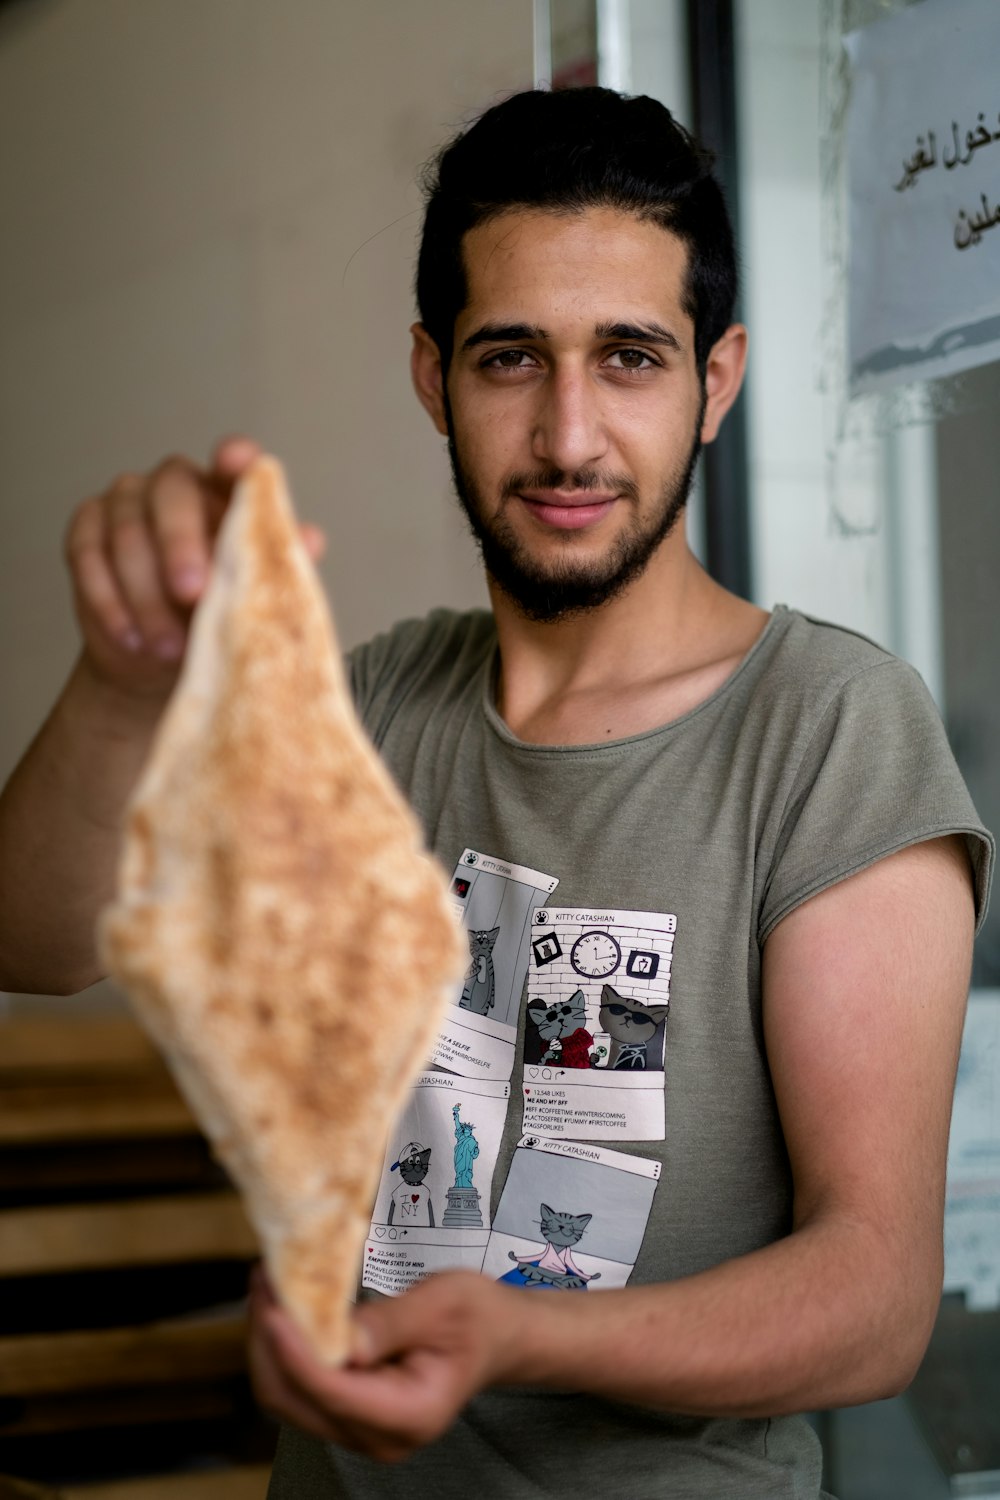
top-left (99, 457), bottom-right (463, 1364)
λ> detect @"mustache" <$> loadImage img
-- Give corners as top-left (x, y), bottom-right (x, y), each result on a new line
top-left (501, 469), bottom-right (640, 502)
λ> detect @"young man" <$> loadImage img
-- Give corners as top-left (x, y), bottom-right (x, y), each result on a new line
top-left (0, 88), bottom-right (992, 1498)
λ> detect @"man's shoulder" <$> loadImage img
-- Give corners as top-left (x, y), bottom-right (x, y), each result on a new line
top-left (756, 606), bottom-right (924, 716)
top-left (350, 606), bottom-right (496, 680)
top-left (733, 606), bottom-right (942, 791)
top-left (769, 606), bottom-right (904, 679)
top-left (348, 607), bottom-right (496, 737)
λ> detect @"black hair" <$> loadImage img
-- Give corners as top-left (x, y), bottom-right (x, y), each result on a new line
top-left (416, 86), bottom-right (738, 378)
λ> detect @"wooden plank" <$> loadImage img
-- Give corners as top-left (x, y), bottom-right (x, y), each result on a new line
top-left (0, 1138), bottom-right (225, 1197)
top-left (0, 1018), bottom-right (160, 1074)
top-left (0, 1380), bottom-right (241, 1436)
top-left (63, 1465), bottom-right (271, 1500)
top-left (0, 1080), bottom-right (196, 1145)
top-left (0, 1309), bottom-right (249, 1396)
top-left (0, 1478), bottom-right (63, 1500)
top-left (0, 1193), bottom-right (257, 1277)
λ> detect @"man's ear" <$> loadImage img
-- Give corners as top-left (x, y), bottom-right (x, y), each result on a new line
top-left (410, 323), bottom-right (449, 436)
top-left (700, 323), bottom-right (748, 444)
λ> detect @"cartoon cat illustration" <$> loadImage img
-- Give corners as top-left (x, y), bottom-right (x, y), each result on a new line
top-left (596, 984), bottom-right (669, 1070)
top-left (525, 990), bottom-right (594, 1067)
top-left (385, 1141), bottom-right (434, 1227)
top-left (459, 926), bottom-right (500, 1014)
top-left (498, 1202), bottom-right (601, 1290)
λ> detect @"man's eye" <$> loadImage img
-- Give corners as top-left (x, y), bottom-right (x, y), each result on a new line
top-left (608, 347), bottom-right (657, 371)
top-left (484, 348), bottom-right (533, 370)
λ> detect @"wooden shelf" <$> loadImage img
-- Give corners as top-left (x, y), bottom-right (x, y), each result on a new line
top-left (0, 1017), bottom-right (195, 1145)
top-left (0, 1308), bottom-right (248, 1398)
top-left (0, 1012), bottom-right (270, 1492)
top-left (0, 1380), bottom-right (242, 1438)
top-left (0, 1467), bottom-right (271, 1500)
top-left (63, 1464), bottom-right (270, 1499)
top-left (0, 1193), bottom-right (257, 1278)
top-left (0, 1020), bottom-right (162, 1073)
top-left (0, 1083), bottom-right (195, 1146)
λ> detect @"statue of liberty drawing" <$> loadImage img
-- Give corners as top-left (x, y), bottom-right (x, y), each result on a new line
top-left (442, 1102), bottom-right (484, 1228)
top-left (451, 1103), bottom-right (479, 1187)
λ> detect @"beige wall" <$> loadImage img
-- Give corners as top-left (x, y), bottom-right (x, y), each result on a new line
top-left (0, 0), bottom-right (534, 1008)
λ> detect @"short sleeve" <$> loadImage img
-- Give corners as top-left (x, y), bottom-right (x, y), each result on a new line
top-left (758, 659), bottom-right (994, 943)
top-left (346, 609), bottom-right (496, 748)
top-left (347, 625), bottom-right (401, 726)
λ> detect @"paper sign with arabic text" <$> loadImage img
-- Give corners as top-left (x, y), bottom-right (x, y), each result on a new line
top-left (845, 0), bottom-right (1000, 393)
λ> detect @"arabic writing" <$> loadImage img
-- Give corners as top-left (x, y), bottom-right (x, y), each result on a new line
top-left (955, 190), bottom-right (1000, 251)
top-left (895, 111), bottom-right (1000, 191)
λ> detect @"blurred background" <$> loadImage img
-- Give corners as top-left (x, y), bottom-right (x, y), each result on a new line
top-left (0, 1), bottom-right (997, 1496)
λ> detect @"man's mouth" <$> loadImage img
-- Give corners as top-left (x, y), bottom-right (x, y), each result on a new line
top-left (515, 489), bottom-right (619, 530)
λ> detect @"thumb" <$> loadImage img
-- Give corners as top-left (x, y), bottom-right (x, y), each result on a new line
top-left (210, 434), bottom-right (263, 481)
top-left (346, 1281), bottom-right (443, 1368)
top-left (347, 1297), bottom-right (405, 1367)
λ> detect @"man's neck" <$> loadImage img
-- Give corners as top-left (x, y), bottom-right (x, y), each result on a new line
top-left (489, 536), bottom-right (769, 747)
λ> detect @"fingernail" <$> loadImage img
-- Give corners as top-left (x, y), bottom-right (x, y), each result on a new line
top-left (120, 629), bottom-right (143, 653)
top-left (154, 635), bottom-right (183, 661)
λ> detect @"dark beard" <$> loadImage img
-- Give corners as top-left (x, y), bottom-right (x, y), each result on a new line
top-left (445, 406), bottom-right (704, 624)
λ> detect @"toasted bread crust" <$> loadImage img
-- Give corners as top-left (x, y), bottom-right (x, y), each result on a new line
top-left (100, 457), bottom-right (464, 1364)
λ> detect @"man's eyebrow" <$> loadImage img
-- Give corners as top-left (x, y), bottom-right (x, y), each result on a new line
top-left (595, 320), bottom-right (683, 352)
top-left (460, 323), bottom-right (548, 352)
top-left (460, 319), bottom-right (684, 354)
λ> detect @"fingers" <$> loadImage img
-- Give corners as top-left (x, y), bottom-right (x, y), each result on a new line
top-left (349, 1269), bottom-right (493, 1371)
top-left (64, 441), bottom-right (322, 699)
top-left (147, 456), bottom-right (226, 607)
top-left (65, 492), bottom-right (143, 654)
top-left (246, 1270), bottom-right (507, 1466)
top-left (106, 467), bottom-right (190, 659)
top-left (246, 1272), bottom-right (461, 1462)
top-left (212, 441), bottom-right (325, 563)
top-left (247, 1270), bottom-right (411, 1460)
top-left (64, 445), bottom-right (244, 682)
top-left (210, 438), bottom-right (325, 563)
top-left (247, 1300), bottom-right (345, 1445)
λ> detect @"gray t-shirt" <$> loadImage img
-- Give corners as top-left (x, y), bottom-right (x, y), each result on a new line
top-left (268, 605), bottom-right (993, 1500)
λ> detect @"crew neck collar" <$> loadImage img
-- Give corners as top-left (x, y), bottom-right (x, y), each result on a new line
top-left (480, 606), bottom-right (789, 755)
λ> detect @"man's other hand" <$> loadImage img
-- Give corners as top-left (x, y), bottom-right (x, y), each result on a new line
top-left (63, 437), bottom-right (325, 699)
top-left (247, 1265), bottom-right (517, 1464)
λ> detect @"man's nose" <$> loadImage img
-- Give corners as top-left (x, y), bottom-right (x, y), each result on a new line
top-left (531, 364), bottom-right (609, 476)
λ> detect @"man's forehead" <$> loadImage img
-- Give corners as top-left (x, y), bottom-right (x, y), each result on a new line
top-left (457, 206), bottom-right (692, 334)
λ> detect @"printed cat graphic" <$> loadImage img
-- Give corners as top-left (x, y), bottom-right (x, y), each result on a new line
top-left (596, 984), bottom-right (669, 1070)
top-left (498, 1203), bottom-right (601, 1290)
top-left (459, 926), bottom-right (500, 1014)
top-left (385, 1142), bottom-right (434, 1227)
top-left (525, 990), bottom-right (593, 1067)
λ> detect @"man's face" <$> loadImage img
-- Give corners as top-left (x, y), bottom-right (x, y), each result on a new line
top-left (441, 207), bottom-right (707, 622)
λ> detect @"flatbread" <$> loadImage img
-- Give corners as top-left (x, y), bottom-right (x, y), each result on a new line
top-left (99, 456), bottom-right (464, 1365)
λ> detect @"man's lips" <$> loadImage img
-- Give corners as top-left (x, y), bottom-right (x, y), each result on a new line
top-left (515, 490), bottom-right (619, 531)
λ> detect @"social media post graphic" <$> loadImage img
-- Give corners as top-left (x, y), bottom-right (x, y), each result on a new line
top-left (431, 849), bottom-right (559, 1081)
top-left (480, 1134), bottom-right (661, 1292)
top-left (362, 1071), bottom-right (510, 1295)
top-left (521, 907), bottom-right (677, 1140)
